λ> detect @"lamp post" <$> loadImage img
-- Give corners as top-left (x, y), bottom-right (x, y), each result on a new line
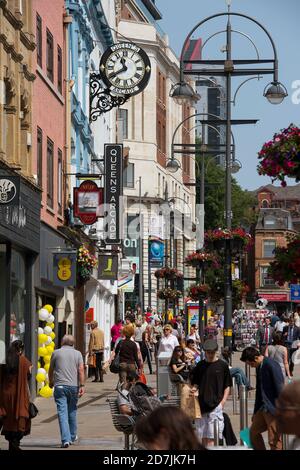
top-left (169, 5), bottom-right (287, 349)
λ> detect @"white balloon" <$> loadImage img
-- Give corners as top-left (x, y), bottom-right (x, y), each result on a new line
top-left (38, 327), bottom-right (44, 335)
top-left (37, 381), bottom-right (44, 389)
top-left (47, 314), bottom-right (55, 324)
top-left (45, 336), bottom-right (52, 345)
top-left (44, 326), bottom-right (52, 335)
top-left (39, 309), bottom-right (49, 321)
top-left (37, 368), bottom-right (46, 375)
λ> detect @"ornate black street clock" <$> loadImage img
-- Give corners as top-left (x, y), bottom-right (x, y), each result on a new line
top-left (90, 42), bottom-right (151, 121)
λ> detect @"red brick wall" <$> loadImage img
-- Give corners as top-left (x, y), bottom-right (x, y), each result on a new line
top-left (32, 0), bottom-right (66, 227)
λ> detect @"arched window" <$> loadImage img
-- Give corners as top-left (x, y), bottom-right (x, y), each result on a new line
top-left (261, 199), bottom-right (269, 208)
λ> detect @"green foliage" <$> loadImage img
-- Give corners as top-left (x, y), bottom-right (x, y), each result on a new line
top-left (195, 147), bottom-right (257, 230)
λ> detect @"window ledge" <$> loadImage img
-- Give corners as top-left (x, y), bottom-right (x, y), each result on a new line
top-left (46, 206), bottom-right (55, 216)
top-left (36, 65), bottom-right (65, 105)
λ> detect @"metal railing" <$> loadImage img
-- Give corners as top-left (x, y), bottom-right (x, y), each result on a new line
top-left (213, 419), bottom-right (220, 446)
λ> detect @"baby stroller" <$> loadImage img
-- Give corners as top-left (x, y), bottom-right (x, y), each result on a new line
top-left (117, 381), bottom-right (162, 419)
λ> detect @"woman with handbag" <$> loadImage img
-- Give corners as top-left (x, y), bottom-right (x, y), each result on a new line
top-left (114, 325), bottom-right (142, 384)
top-left (0, 340), bottom-right (32, 451)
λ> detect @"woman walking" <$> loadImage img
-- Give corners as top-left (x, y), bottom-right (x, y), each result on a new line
top-left (265, 331), bottom-right (291, 381)
top-left (0, 340), bottom-right (32, 451)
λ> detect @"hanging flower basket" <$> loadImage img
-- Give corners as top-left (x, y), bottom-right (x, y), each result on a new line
top-left (268, 235), bottom-right (300, 285)
top-left (204, 228), bottom-right (252, 253)
top-left (187, 284), bottom-right (210, 301)
top-left (77, 245), bottom-right (98, 283)
top-left (257, 124), bottom-right (300, 186)
top-left (154, 267), bottom-right (183, 279)
top-left (157, 288), bottom-right (182, 300)
top-left (184, 251), bottom-right (216, 268)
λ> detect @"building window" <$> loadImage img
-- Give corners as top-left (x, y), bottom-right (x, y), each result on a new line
top-left (263, 240), bottom-right (276, 258)
top-left (57, 45), bottom-right (62, 93)
top-left (36, 13), bottom-right (42, 67)
top-left (261, 199), bottom-right (269, 208)
top-left (260, 266), bottom-right (276, 287)
top-left (58, 149), bottom-right (62, 214)
top-left (117, 109), bottom-right (128, 140)
top-left (46, 29), bottom-right (54, 82)
top-left (37, 127), bottom-right (43, 187)
top-left (47, 138), bottom-right (54, 208)
top-left (123, 163), bottom-right (134, 188)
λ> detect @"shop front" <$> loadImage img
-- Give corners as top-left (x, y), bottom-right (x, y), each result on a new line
top-left (257, 291), bottom-right (291, 315)
top-left (0, 169), bottom-right (41, 364)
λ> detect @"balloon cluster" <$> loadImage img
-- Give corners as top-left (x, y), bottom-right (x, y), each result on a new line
top-left (36, 305), bottom-right (55, 398)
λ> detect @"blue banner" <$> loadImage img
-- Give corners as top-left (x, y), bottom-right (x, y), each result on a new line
top-left (149, 239), bottom-right (164, 267)
top-left (291, 284), bottom-right (300, 301)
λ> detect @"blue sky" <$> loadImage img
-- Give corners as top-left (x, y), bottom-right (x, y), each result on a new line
top-left (156, 0), bottom-right (300, 190)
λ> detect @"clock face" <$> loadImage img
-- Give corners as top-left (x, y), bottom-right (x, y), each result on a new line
top-left (100, 43), bottom-right (151, 97)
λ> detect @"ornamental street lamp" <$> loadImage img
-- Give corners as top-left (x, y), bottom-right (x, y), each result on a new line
top-left (169, 4), bottom-right (287, 349)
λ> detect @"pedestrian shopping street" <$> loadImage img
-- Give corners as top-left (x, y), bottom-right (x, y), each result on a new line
top-left (1, 0), bottom-right (300, 456)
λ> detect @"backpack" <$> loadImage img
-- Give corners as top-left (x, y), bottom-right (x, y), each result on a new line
top-left (128, 382), bottom-right (161, 416)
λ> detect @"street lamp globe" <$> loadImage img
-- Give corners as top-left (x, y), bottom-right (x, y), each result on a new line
top-left (263, 81), bottom-right (288, 105)
top-left (166, 158), bottom-right (180, 173)
top-left (231, 159), bottom-right (242, 174)
top-left (169, 82), bottom-right (200, 105)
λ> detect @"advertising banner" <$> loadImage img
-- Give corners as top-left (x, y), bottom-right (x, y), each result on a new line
top-left (291, 284), bottom-right (300, 302)
top-left (149, 237), bottom-right (164, 267)
top-left (104, 144), bottom-right (123, 244)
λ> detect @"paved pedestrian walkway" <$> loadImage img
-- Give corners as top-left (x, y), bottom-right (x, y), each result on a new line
top-left (0, 339), bottom-right (298, 450)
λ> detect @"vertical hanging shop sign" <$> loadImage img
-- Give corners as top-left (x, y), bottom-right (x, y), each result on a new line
top-left (104, 144), bottom-right (123, 244)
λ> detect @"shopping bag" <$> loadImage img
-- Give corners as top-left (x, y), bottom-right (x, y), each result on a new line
top-left (138, 372), bottom-right (147, 384)
top-left (87, 354), bottom-right (96, 368)
top-left (180, 384), bottom-right (201, 419)
top-left (240, 427), bottom-right (253, 448)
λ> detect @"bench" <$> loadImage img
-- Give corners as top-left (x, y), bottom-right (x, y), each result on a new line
top-left (106, 397), bottom-right (136, 450)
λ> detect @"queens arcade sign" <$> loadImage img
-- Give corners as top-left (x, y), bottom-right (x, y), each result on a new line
top-left (104, 143), bottom-right (123, 244)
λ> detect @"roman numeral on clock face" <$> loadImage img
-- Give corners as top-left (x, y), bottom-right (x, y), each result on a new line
top-left (134, 73), bottom-right (141, 80)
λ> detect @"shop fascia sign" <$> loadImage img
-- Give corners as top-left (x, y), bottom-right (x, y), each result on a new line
top-left (0, 176), bottom-right (20, 206)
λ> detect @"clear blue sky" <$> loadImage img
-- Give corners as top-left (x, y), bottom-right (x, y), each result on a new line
top-left (156, 0), bottom-right (300, 190)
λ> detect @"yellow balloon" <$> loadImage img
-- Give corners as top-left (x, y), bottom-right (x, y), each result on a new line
top-left (46, 344), bottom-right (54, 354)
top-left (36, 373), bottom-right (46, 383)
top-left (39, 385), bottom-right (53, 398)
top-left (44, 363), bottom-right (50, 372)
top-left (38, 334), bottom-right (48, 344)
top-left (50, 332), bottom-right (56, 340)
top-left (44, 354), bottom-right (52, 363)
top-left (38, 347), bottom-right (48, 357)
top-left (46, 323), bottom-right (55, 330)
top-left (44, 305), bottom-right (53, 313)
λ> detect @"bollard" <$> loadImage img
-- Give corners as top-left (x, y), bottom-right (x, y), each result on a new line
top-left (213, 419), bottom-right (220, 446)
top-left (282, 434), bottom-right (289, 450)
top-left (239, 385), bottom-right (249, 445)
top-left (232, 377), bottom-right (237, 414)
top-left (245, 363), bottom-right (251, 384)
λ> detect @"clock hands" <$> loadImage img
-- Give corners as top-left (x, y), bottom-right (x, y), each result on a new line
top-left (108, 57), bottom-right (128, 79)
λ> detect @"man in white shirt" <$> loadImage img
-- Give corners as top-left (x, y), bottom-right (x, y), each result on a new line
top-left (157, 324), bottom-right (179, 355)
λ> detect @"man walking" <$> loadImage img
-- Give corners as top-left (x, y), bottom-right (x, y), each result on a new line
top-left (240, 346), bottom-right (284, 450)
top-left (49, 335), bottom-right (85, 448)
top-left (190, 339), bottom-right (232, 447)
top-left (256, 317), bottom-right (273, 353)
top-left (282, 316), bottom-right (300, 376)
top-left (88, 320), bottom-right (105, 382)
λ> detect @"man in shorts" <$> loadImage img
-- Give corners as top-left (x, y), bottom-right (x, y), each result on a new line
top-left (190, 339), bottom-right (232, 446)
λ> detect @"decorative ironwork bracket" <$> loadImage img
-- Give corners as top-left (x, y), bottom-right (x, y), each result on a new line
top-left (89, 73), bottom-right (130, 121)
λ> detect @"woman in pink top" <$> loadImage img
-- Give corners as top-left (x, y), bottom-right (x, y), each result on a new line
top-left (111, 320), bottom-right (123, 350)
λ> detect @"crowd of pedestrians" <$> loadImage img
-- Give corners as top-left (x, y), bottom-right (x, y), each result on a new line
top-left (0, 306), bottom-right (300, 451)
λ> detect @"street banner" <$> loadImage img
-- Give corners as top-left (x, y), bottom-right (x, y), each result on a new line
top-left (53, 251), bottom-right (77, 287)
top-left (104, 143), bottom-right (123, 244)
top-left (0, 176), bottom-right (20, 206)
top-left (98, 254), bottom-right (118, 280)
top-left (149, 237), bottom-right (164, 267)
top-left (291, 284), bottom-right (300, 302)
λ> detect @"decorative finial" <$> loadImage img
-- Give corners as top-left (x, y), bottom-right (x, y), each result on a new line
top-left (225, 0), bottom-right (232, 12)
